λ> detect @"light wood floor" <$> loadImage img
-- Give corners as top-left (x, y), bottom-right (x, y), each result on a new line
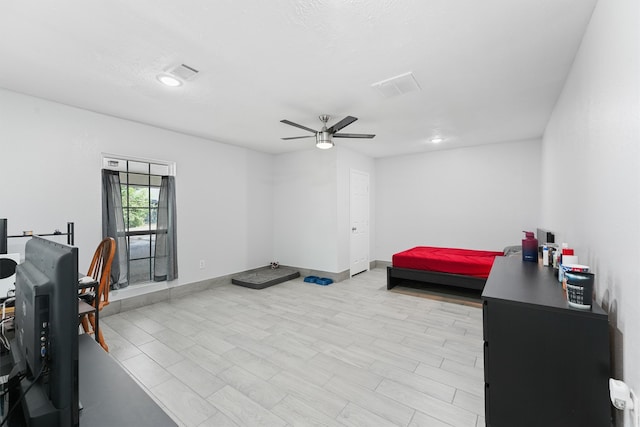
top-left (101, 268), bottom-right (485, 427)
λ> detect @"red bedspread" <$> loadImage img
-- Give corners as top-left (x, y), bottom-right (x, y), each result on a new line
top-left (392, 246), bottom-right (503, 278)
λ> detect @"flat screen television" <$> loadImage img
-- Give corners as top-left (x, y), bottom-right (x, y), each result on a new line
top-left (11, 236), bottom-right (79, 427)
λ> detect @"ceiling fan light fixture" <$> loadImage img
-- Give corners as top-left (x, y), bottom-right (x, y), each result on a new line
top-left (281, 115), bottom-right (372, 148)
top-left (316, 132), bottom-right (334, 149)
top-left (430, 137), bottom-right (444, 144)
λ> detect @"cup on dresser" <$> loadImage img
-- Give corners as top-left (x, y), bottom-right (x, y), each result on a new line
top-left (564, 271), bottom-right (594, 310)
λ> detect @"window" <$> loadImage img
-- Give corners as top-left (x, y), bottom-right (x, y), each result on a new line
top-left (102, 156), bottom-right (177, 287)
top-left (121, 164), bottom-right (162, 284)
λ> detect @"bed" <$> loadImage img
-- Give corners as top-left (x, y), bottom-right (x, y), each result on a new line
top-left (387, 246), bottom-right (504, 291)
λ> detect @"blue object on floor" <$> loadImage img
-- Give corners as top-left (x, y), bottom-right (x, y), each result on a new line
top-left (303, 276), bottom-right (333, 285)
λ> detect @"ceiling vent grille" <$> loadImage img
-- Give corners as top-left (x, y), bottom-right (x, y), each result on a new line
top-left (168, 63), bottom-right (199, 81)
top-left (371, 72), bottom-right (421, 98)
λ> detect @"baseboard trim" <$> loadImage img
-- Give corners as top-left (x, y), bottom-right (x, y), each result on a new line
top-left (374, 260), bottom-right (392, 269)
top-left (101, 274), bottom-right (233, 318)
top-left (101, 264), bottom-right (353, 317)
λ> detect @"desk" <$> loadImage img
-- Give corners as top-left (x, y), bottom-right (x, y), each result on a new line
top-left (4, 335), bottom-right (177, 427)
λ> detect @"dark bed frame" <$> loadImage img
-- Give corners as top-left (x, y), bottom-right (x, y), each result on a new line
top-left (386, 266), bottom-right (487, 291)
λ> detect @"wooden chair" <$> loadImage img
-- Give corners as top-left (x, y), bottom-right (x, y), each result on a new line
top-left (80, 237), bottom-right (116, 352)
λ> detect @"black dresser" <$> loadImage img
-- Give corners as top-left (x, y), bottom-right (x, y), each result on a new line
top-left (482, 256), bottom-right (611, 427)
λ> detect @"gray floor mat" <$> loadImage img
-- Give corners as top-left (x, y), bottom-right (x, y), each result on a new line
top-left (231, 267), bottom-right (300, 289)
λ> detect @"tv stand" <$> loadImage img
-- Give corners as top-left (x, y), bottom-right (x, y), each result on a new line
top-left (5, 335), bottom-right (176, 427)
top-left (76, 335), bottom-right (176, 426)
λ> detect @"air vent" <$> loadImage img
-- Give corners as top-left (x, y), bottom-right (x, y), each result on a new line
top-left (168, 63), bottom-right (199, 81)
top-left (371, 72), bottom-right (421, 98)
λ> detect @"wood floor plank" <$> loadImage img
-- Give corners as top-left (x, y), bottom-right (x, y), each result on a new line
top-left (376, 379), bottom-right (477, 427)
top-left (207, 385), bottom-right (287, 427)
top-left (269, 371), bottom-right (349, 418)
top-left (150, 377), bottom-right (218, 427)
top-left (409, 410), bottom-right (458, 427)
top-left (220, 347), bottom-right (282, 381)
top-left (102, 268), bottom-right (486, 426)
top-left (308, 352), bottom-right (383, 390)
top-left (337, 402), bottom-right (401, 427)
top-left (271, 395), bottom-right (346, 427)
top-left (369, 360), bottom-right (456, 403)
top-left (217, 365), bottom-right (287, 409)
top-left (166, 358), bottom-right (227, 399)
top-left (324, 376), bottom-right (415, 426)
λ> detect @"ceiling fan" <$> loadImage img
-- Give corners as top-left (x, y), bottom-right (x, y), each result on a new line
top-left (280, 115), bottom-right (375, 149)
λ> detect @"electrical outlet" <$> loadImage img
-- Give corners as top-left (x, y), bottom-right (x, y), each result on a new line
top-left (631, 389), bottom-right (639, 427)
top-left (199, 260), bottom-right (205, 269)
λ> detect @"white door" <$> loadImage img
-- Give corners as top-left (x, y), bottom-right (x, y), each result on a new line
top-left (350, 169), bottom-right (370, 276)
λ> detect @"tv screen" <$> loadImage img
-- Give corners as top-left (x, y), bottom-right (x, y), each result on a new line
top-left (12, 236), bottom-right (79, 427)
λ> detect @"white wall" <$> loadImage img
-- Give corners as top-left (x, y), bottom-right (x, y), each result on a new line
top-left (272, 146), bottom-right (376, 274)
top-left (0, 87), bottom-right (376, 283)
top-left (272, 148), bottom-right (339, 272)
top-left (375, 139), bottom-right (541, 261)
top-left (0, 88), bottom-right (274, 287)
top-left (541, 1), bottom-right (639, 424)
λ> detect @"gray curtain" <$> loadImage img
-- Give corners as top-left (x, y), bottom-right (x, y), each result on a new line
top-left (102, 169), bottom-right (129, 289)
top-left (154, 176), bottom-right (178, 281)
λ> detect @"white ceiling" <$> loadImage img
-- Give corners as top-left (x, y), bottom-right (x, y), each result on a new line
top-left (0, 0), bottom-right (597, 158)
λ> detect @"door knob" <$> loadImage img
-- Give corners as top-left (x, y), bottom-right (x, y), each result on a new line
top-left (352, 227), bottom-right (357, 231)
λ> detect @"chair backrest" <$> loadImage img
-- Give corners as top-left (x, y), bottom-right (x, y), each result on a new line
top-left (87, 237), bottom-right (116, 307)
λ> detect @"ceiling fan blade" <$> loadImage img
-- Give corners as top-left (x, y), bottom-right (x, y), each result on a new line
top-left (280, 119), bottom-right (317, 134)
top-left (333, 133), bottom-right (376, 139)
top-left (281, 135), bottom-right (315, 140)
top-left (327, 116), bottom-right (357, 133)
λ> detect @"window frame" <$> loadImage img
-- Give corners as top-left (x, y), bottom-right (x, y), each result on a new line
top-left (102, 154), bottom-right (175, 285)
